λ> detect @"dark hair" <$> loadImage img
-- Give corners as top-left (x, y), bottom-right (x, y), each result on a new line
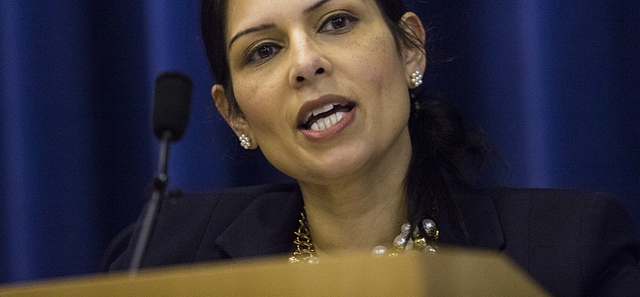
top-left (201, 0), bottom-right (490, 244)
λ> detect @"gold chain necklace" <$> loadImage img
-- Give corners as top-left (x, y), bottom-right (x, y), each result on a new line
top-left (289, 211), bottom-right (439, 264)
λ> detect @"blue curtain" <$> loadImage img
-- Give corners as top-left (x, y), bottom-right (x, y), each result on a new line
top-left (1, 0), bottom-right (638, 283)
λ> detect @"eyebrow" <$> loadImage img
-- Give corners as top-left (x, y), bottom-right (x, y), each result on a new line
top-left (227, 0), bottom-right (332, 50)
top-left (304, 0), bottom-right (331, 14)
top-left (228, 24), bottom-right (276, 50)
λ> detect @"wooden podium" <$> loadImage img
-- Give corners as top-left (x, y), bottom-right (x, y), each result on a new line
top-left (0, 249), bottom-right (548, 296)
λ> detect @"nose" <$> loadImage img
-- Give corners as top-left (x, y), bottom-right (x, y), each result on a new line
top-left (288, 34), bottom-right (331, 88)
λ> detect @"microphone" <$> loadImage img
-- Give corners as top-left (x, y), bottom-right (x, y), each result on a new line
top-left (129, 72), bottom-right (192, 273)
top-left (152, 72), bottom-right (192, 142)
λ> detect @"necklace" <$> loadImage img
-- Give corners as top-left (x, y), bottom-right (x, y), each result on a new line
top-left (289, 211), bottom-right (439, 264)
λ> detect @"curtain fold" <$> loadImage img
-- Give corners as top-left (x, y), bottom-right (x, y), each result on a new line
top-left (1, 0), bottom-right (638, 283)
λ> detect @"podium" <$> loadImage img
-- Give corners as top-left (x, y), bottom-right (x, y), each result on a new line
top-left (0, 248), bottom-right (548, 296)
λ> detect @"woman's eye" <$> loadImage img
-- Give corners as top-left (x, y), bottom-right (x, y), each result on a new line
top-left (246, 43), bottom-right (281, 64)
top-left (319, 13), bottom-right (358, 33)
top-left (330, 16), bottom-right (347, 29)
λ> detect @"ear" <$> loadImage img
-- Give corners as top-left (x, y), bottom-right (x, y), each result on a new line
top-left (399, 12), bottom-right (427, 87)
top-left (211, 84), bottom-right (257, 149)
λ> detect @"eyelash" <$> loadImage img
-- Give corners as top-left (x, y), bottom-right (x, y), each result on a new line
top-left (319, 12), bottom-right (359, 33)
top-left (244, 42), bottom-right (282, 65)
top-left (243, 12), bottom-right (359, 65)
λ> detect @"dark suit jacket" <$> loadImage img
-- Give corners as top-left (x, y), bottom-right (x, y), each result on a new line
top-left (111, 184), bottom-right (640, 296)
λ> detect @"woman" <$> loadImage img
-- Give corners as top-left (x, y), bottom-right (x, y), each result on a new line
top-left (112, 0), bottom-right (640, 295)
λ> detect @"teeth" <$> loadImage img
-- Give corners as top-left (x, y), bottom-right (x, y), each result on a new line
top-left (303, 103), bottom-right (334, 124)
top-left (329, 113), bottom-right (337, 125)
top-left (323, 117), bottom-right (331, 127)
top-left (312, 104), bottom-right (334, 116)
top-left (310, 111), bottom-right (346, 131)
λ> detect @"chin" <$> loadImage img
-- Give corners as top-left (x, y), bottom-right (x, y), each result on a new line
top-left (301, 156), bottom-right (372, 183)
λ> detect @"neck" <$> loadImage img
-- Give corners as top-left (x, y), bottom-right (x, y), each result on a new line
top-left (297, 129), bottom-right (412, 256)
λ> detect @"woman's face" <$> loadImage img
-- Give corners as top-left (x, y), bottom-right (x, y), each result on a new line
top-left (218, 0), bottom-right (424, 184)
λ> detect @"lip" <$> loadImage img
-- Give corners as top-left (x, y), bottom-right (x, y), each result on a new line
top-left (296, 94), bottom-right (355, 141)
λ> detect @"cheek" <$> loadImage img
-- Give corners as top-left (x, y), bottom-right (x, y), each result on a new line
top-left (364, 53), bottom-right (406, 101)
top-left (351, 34), bottom-right (404, 87)
top-left (234, 81), bottom-right (279, 130)
top-left (358, 37), bottom-right (411, 119)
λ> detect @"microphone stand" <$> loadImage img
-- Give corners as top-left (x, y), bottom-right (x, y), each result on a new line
top-left (129, 131), bottom-right (172, 273)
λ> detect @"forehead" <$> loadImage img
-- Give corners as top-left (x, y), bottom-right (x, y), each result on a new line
top-left (224, 0), bottom-right (379, 41)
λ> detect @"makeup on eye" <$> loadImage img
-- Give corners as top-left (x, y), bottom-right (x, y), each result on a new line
top-left (318, 13), bottom-right (359, 33)
top-left (244, 42), bottom-right (282, 64)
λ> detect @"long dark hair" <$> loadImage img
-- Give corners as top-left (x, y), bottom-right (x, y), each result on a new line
top-left (201, 0), bottom-right (490, 244)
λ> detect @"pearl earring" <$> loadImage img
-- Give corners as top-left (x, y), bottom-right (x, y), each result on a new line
top-left (239, 134), bottom-right (251, 149)
top-left (410, 71), bottom-right (423, 88)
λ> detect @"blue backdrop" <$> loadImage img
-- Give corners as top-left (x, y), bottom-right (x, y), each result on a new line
top-left (1, 0), bottom-right (638, 283)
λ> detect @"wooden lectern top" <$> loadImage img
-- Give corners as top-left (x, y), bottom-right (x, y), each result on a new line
top-left (0, 248), bottom-right (548, 296)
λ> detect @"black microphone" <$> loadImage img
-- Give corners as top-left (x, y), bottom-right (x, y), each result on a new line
top-left (152, 72), bottom-right (192, 142)
top-left (129, 72), bottom-right (192, 273)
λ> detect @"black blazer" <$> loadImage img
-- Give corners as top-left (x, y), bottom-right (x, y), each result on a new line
top-left (112, 184), bottom-right (640, 296)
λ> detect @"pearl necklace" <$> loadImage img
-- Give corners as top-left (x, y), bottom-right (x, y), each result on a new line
top-left (289, 211), bottom-right (439, 264)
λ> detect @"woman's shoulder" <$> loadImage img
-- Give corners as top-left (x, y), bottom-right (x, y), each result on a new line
top-left (486, 187), bottom-right (632, 227)
top-left (150, 183), bottom-right (301, 228)
top-left (110, 183), bottom-right (302, 270)
top-left (152, 182), bottom-right (302, 241)
top-left (484, 187), bottom-right (637, 248)
top-left (182, 183), bottom-right (301, 203)
top-left (482, 187), bottom-right (640, 296)
top-left (216, 183), bottom-right (301, 196)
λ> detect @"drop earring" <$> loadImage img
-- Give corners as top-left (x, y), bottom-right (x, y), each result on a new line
top-left (239, 134), bottom-right (251, 149)
top-left (410, 71), bottom-right (423, 88)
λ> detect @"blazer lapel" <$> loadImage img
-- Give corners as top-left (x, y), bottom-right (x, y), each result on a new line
top-left (441, 187), bottom-right (505, 250)
top-left (215, 186), bottom-right (304, 258)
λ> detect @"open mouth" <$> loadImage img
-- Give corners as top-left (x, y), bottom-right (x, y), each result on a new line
top-left (300, 103), bottom-right (354, 131)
